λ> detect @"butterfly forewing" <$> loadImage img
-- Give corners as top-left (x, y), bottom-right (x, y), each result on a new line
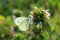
top-left (19, 18), bottom-right (29, 31)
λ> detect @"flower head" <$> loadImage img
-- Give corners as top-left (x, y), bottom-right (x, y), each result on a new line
top-left (39, 22), bottom-right (43, 27)
top-left (13, 9), bottom-right (16, 13)
top-left (42, 9), bottom-right (51, 20)
top-left (34, 6), bottom-right (38, 10)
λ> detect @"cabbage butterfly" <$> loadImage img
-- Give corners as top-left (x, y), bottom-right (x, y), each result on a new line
top-left (14, 17), bottom-right (29, 31)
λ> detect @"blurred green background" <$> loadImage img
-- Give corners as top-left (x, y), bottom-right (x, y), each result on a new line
top-left (0, 0), bottom-right (60, 40)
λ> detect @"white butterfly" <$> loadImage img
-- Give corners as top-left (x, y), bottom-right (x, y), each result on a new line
top-left (14, 17), bottom-right (29, 31)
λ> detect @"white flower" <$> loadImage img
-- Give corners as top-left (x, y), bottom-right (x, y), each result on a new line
top-left (39, 22), bottom-right (42, 27)
top-left (30, 11), bottom-right (34, 15)
top-left (13, 9), bottom-right (16, 13)
top-left (42, 9), bottom-right (51, 20)
top-left (1, 34), bottom-right (5, 37)
top-left (34, 6), bottom-right (38, 10)
top-left (10, 26), bottom-right (14, 31)
top-left (29, 15), bottom-right (33, 22)
top-left (12, 15), bottom-right (16, 20)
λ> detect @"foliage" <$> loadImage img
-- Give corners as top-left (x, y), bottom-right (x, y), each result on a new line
top-left (0, 0), bottom-right (60, 40)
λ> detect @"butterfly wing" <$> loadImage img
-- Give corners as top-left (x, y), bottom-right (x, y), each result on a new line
top-left (19, 18), bottom-right (29, 31)
top-left (14, 17), bottom-right (29, 31)
top-left (14, 17), bottom-right (26, 26)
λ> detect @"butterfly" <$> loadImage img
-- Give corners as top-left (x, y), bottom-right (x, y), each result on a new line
top-left (14, 17), bottom-right (29, 31)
